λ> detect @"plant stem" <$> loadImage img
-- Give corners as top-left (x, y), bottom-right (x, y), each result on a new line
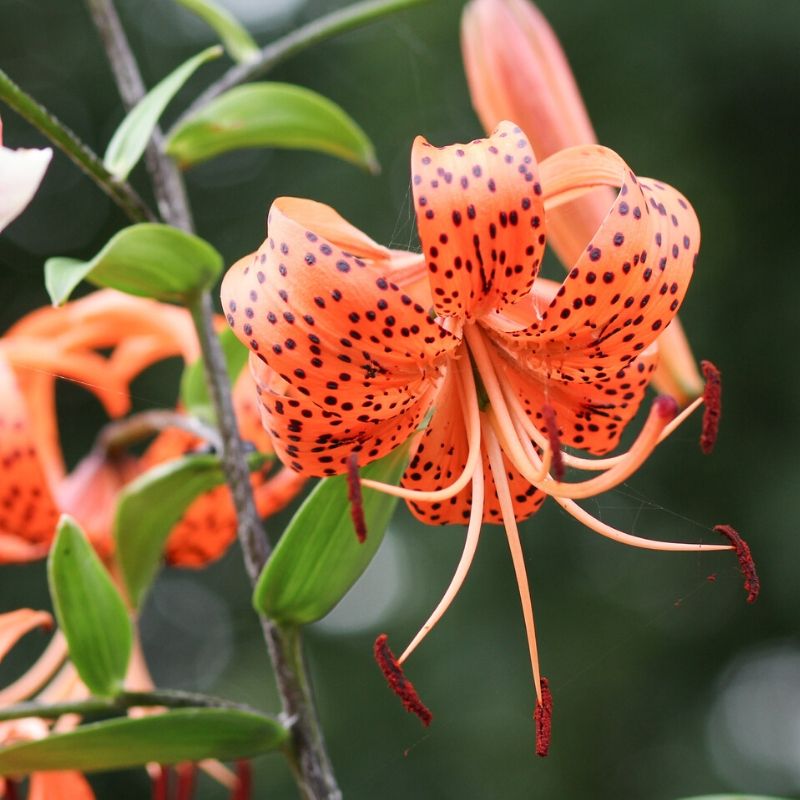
top-left (96, 409), bottom-right (223, 454)
top-left (84, 0), bottom-right (194, 231)
top-left (87, 3), bottom-right (342, 795)
top-left (0, 68), bottom-right (155, 224)
top-left (189, 292), bottom-right (341, 800)
top-left (177, 0), bottom-right (429, 125)
top-left (0, 689), bottom-right (265, 723)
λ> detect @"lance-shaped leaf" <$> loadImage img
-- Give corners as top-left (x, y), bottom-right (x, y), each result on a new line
top-left (0, 708), bottom-right (287, 773)
top-left (48, 516), bottom-right (132, 697)
top-left (116, 451), bottom-right (268, 608)
top-left (180, 327), bottom-right (248, 422)
top-left (45, 223), bottom-right (223, 306)
top-left (254, 444), bottom-right (408, 625)
top-left (104, 46), bottom-right (222, 181)
top-left (175, 0), bottom-right (259, 64)
top-left (165, 82), bottom-right (379, 173)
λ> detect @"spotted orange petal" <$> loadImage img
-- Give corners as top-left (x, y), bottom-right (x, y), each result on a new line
top-left (491, 145), bottom-right (698, 380)
top-left (411, 120), bottom-right (547, 320)
top-left (0, 354), bottom-right (60, 553)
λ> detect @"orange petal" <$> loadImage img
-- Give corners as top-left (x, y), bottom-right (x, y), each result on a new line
top-left (249, 353), bottom-right (439, 476)
top-left (495, 146), bottom-right (698, 379)
top-left (0, 354), bottom-right (60, 553)
top-left (461, 0), bottom-right (611, 269)
top-left (28, 771), bottom-right (96, 800)
top-left (0, 609), bottom-right (52, 662)
top-left (411, 121), bottom-right (547, 319)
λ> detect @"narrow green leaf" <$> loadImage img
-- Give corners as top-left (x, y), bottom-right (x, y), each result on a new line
top-left (0, 708), bottom-right (287, 773)
top-left (104, 46), bottom-right (222, 180)
top-left (116, 451), bottom-right (268, 608)
top-left (180, 327), bottom-right (248, 422)
top-left (165, 82), bottom-right (379, 173)
top-left (175, 0), bottom-right (260, 64)
top-left (254, 445), bottom-right (408, 625)
top-left (48, 516), bottom-right (133, 697)
top-left (44, 223), bottom-right (223, 306)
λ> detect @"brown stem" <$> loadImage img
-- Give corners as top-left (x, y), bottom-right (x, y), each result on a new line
top-left (84, 0), bottom-right (194, 231)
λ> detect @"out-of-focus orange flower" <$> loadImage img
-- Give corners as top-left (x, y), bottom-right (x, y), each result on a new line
top-left (222, 123), bottom-right (740, 749)
top-left (461, 0), bottom-right (705, 404)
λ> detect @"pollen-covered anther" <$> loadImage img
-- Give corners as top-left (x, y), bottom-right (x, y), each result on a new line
top-left (347, 452), bottom-right (367, 543)
top-left (534, 676), bottom-right (553, 757)
top-left (654, 394), bottom-right (679, 420)
top-left (540, 405), bottom-right (565, 481)
top-left (700, 360), bottom-right (722, 454)
top-left (373, 634), bottom-right (433, 727)
top-left (714, 524), bottom-right (759, 604)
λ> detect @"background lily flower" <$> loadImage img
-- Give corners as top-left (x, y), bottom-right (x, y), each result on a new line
top-left (0, 116), bottom-right (52, 235)
top-left (461, 0), bottom-right (705, 404)
top-left (222, 122), bottom-right (733, 746)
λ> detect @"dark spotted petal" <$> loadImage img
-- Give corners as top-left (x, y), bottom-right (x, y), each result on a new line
top-left (411, 121), bottom-right (546, 320)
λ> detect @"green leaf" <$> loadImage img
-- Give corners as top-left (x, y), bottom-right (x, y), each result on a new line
top-left (116, 451), bottom-right (268, 609)
top-left (44, 223), bottom-right (223, 306)
top-left (675, 796), bottom-right (795, 800)
top-left (48, 516), bottom-right (133, 697)
top-left (175, 0), bottom-right (259, 64)
top-left (180, 327), bottom-right (248, 422)
top-left (104, 46), bottom-right (222, 180)
top-left (165, 82), bottom-right (379, 174)
top-left (254, 445), bottom-right (408, 625)
top-left (0, 708), bottom-right (287, 773)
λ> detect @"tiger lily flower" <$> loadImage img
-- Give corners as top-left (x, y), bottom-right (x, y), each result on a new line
top-left (222, 121), bottom-right (747, 751)
top-left (461, 0), bottom-right (705, 404)
top-left (0, 116), bottom-right (52, 234)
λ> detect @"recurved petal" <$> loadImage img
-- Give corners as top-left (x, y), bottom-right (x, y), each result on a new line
top-left (249, 353), bottom-right (439, 476)
top-left (221, 198), bottom-right (458, 393)
top-left (28, 771), bottom-right (96, 800)
top-left (496, 145), bottom-right (698, 379)
top-left (0, 354), bottom-right (60, 553)
top-left (0, 609), bottom-right (53, 662)
top-left (411, 121), bottom-right (547, 319)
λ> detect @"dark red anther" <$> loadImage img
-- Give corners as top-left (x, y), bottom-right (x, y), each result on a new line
top-left (231, 761), bottom-right (252, 800)
top-left (534, 676), bottom-right (553, 757)
top-left (714, 524), bottom-right (759, 604)
top-left (152, 766), bottom-right (170, 800)
top-left (700, 360), bottom-right (722, 454)
top-left (4, 779), bottom-right (19, 800)
top-left (373, 634), bottom-right (433, 727)
top-left (654, 394), bottom-right (679, 420)
top-left (347, 452), bottom-right (368, 543)
top-left (541, 405), bottom-right (565, 481)
top-left (176, 763), bottom-right (196, 800)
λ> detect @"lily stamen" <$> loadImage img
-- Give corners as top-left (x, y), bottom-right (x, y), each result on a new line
top-left (398, 460), bottom-right (486, 665)
top-left (534, 677), bottom-right (553, 758)
top-left (346, 453), bottom-right (367, 543)
top-left (700, 360), bottom-right (722, 454)
top-left (374, 634), bottom-right (433, 727)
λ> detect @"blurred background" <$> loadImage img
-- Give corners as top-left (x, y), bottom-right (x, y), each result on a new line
top-left (1, 0), bottom-right (799, 797)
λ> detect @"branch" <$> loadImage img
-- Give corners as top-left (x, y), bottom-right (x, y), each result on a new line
top-left (0, 68), bottom-right (156, 224)
top-left (178, 0), bottom-right (429, 125)
top-left (0, 688), bottom-right (264, 723)
top-left (84, 0), bottom-right (194, 231)
top-left (95, 409), bottom-right (223, 454)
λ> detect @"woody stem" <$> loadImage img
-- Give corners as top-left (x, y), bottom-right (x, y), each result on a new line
top-left (86, 2), bottom-right (341, 796)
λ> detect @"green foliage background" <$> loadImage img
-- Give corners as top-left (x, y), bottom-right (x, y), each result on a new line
top-left (1, 0), bottom-right (799, 797)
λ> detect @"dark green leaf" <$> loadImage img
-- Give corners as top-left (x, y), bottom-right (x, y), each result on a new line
top-left (675, 796), bottom-right (795, 800)
top-left (174, 0), bottom-right (259, 64)
top-left (44, 223), bottom-right (223, 306)
top-left (165, 82), bottom-right (379, 173)
top-left (116, 451), bottom-right (268, 609)
top-left (104, 46), bottom-right (222, 181)
top-left (48, 516), bottom-right (132, 697)
top-left (180, 327), bottom-right (248, 422)
top-left (0, 708), bottom-right (286, 773)
top-left (254, 445), bottom-right (408, 625)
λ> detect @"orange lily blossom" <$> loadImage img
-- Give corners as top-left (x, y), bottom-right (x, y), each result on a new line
top-left (221, 122), bottom-right (753, 753)
top-left (461, 0), bottom-right (705, 404)
top-left (0, 289), bottom-right (303, 568)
